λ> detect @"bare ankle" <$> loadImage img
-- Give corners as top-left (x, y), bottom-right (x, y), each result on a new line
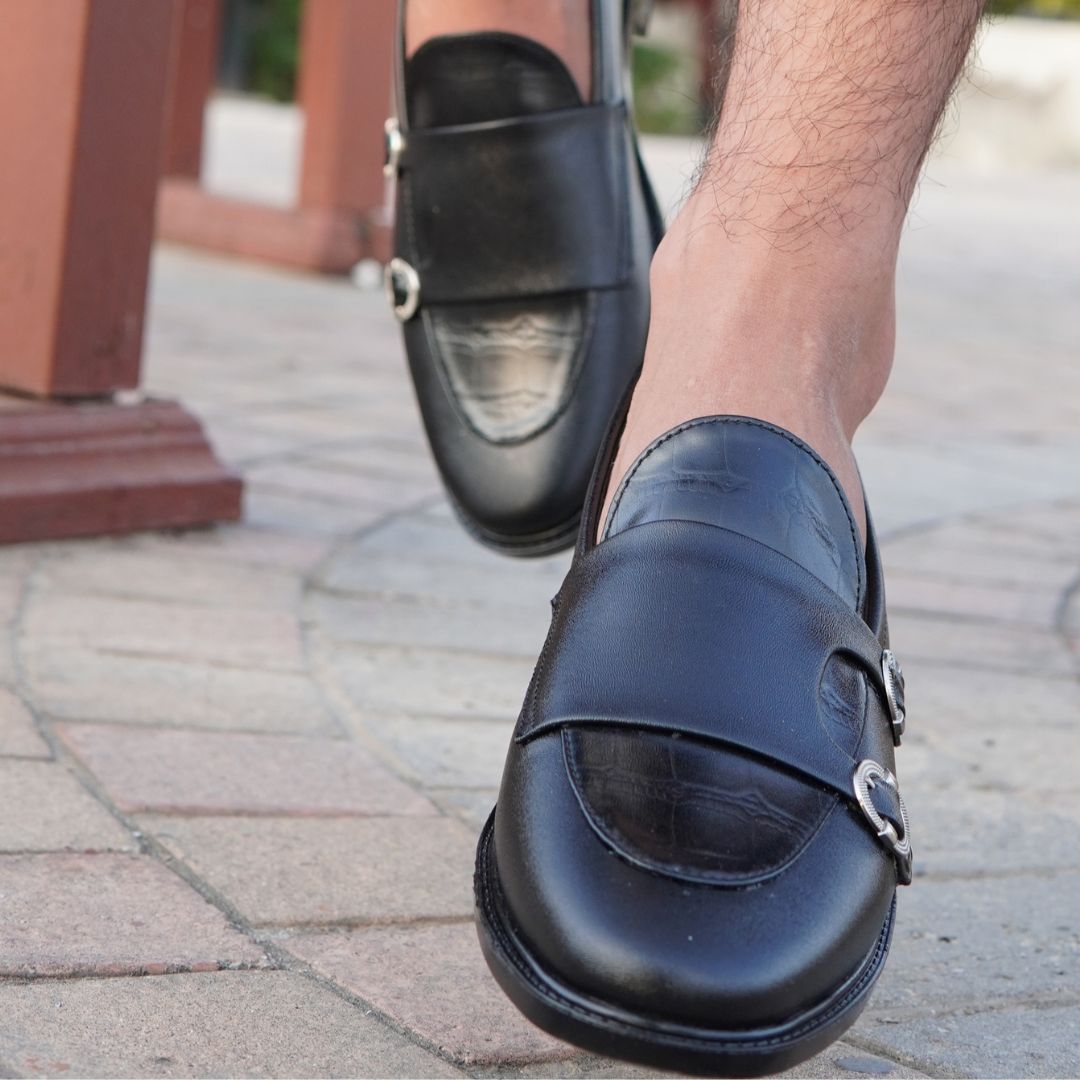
top-left (601, 202), bottom-right (900, 541)
top-left (647, 212), bottom-right (897, 431)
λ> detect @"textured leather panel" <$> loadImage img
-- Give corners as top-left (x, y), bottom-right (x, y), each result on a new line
top-left (564, 653), bottom-right (869, 885)
top-left (603, 416), bottom-right (863, 609)
top-left (429, 297), bottom-right (587, 443)
top-left (565, 728), bottom-right (836, 883)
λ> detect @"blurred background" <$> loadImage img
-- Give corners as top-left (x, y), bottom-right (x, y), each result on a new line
top-left (213, 0), bottom-right (1080, 138)
top-left (162, 0), bottom-right (1080, 235)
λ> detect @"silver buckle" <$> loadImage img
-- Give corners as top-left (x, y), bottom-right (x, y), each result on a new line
top-left (853, 759), bottom-right (912, 885)
top-left (385, 257), bottom-right (421, 322)
top-left (881, 649), bottom-right (906, 745)
top-left (384, 118), bottom-right (405, 179)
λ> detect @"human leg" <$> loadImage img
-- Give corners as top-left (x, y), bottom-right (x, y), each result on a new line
top-left (603, 0), bottom-right (984, 537)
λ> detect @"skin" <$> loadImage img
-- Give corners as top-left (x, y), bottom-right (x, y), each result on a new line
top-left (409, 0), bottom-right (986, 541)
top-left (406, 0), bottom-right (593, 99)
top-left (604, 0), bottom-right (985, 540)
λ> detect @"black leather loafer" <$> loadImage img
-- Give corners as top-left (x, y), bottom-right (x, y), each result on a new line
top-left (475, 414), bottom-right (912, 1076)
top-left (386, 0), bottom-right (662, 556)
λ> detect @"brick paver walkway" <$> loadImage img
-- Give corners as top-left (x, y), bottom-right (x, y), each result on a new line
top-left (1, 162), bottom-right (1078, 1078)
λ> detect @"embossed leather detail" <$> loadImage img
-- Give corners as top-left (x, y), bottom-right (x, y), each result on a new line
top-left (818, 653), bottom-right (868, 755)
top-left (565, 727), bottom-right (835, 884)
top-left (563, 650), bottom-right (869, 886)
top-left (430, 297), bottom-right (587, 443)
top-left (603, 416), bottom-right (863, 609)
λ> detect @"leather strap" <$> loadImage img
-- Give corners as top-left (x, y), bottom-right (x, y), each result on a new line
top-left (517, 521), bottom-right (895, 806)
top-left (395, 104), bottom-right (631, 304)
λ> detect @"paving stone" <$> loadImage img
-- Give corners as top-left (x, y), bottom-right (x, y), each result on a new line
top-left (21, 594), bottom-right (305, 672)
top-left (918, 715), bottom-right (1080, 797)
top-left (324, 644), bottom-right (534, 721)
top-left (355, 513), bottom-right (571, 575)
top-left (0, 566), bottom-right (23, 691)
top-left (317, 550), bottom-right (560, 612)
top-left (885, 570), bottom-right (1061, 629)
top-left (0, 630), bottom-right (15, 690)
top-left (809, 1049), bottom-right (930, 1078)
top-left (247, 460), bottom-right (437, 507)
top-left (0, 970), bottom-right (460, 1078)
top-left (888, 612), bottom-right (1077, 678)
top-left (430, 789), bottom-right (499, 831)
top-left (903, 775), bottom-right (1080, 878)
top-left (245, 486), bottom-right (393, 538)
top-left (307, 592), bottom-right (548, 659)
top-left (234, 401), bottom-right (416, 443)
top-left (499, 1042), bottom-right (929, 1078)
top-left (0, 550), bottom-right (32, 593)
top-left (290, 923), bottom-right (574, 1067)
top-left (983, 503), bottom-right (1080, 552)
top-left (200, 420), bottom-right (308, 465)
top-left (298, 439), bottom-right (440, 484)
top-left (0, 547), bottom-right (36, 578)
top-left (0, 688), bottom-right (48, 758)
top-left (143, 816), bottom-right (474, 926)
top-left (867, 871), bottom-right (1080, 1014)
top-left (859, 439), bottom-right (1080, 538)
top-left (133, 526), bottom-right (330, 574)
top-left (1062, 586), bottom-right (1080, 644)
top-left (907, 662), bottom-right (1080, 728)
top-left (56, 724), bottom-right (436, 817)
top-left (23, 648), bottom-right (332, 732)
top-left (317, 526), bottom-right (566, 610)
top-left (853, 1003), bottom-right (1080, 1079)
top-left (0, 760), bottom-right (132, 853)
top-left (35, 547), bottom-right (302, 612)
top-left (360, 715), bottom-right (510, 790)
top-left (483, 1056), bottom-right (663, 1078)
top-left (881, 528), bottom-right (1080, 590)
top-left (0, 853), bottom-right (263, 975)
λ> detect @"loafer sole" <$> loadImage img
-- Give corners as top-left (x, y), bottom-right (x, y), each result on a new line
top-left (447, 491), bottom-right (582, 559)
top-left (475, 809), bottom-right (896, 1078)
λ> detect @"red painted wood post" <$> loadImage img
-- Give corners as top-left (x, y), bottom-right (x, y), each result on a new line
top-left (157, 0), bottom-right (396, 272)
top-left (0, 0), bottom-right (241, 545)
top-left (298, 0), bottom-right (396, 262)
top-left (163, 0), bottom-right (223, 179)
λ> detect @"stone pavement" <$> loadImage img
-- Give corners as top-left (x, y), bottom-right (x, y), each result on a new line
top-left (1, 157), bottom-right (1079, 1079)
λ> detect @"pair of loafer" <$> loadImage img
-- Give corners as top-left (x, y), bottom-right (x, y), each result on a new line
top-left (387, 2), bottom-right (911, 1074)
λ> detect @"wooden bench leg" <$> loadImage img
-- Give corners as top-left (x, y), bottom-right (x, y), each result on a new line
top-left (0, 0), bottom-right (241, 545)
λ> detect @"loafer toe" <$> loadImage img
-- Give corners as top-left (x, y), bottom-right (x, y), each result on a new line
top-left (492, 729), bottom-right (896, 1034)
